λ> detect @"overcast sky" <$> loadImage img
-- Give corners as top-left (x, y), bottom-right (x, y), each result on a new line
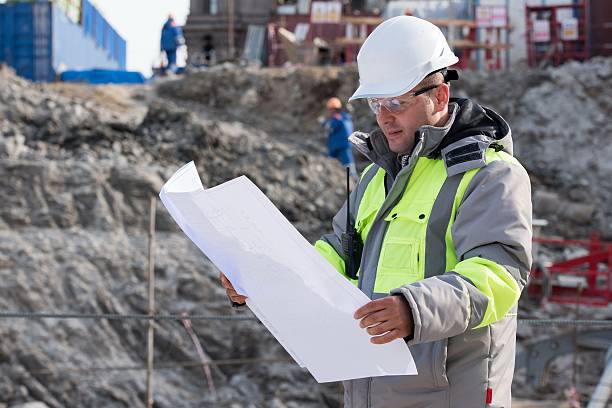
top-left (94, 0), bottom-right (191, 76)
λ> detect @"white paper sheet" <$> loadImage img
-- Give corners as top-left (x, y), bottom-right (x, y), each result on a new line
top-left (159, 162), bottom-right (417, 382)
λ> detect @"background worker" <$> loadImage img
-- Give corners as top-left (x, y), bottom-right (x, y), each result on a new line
top-left (160, 15), bottom-right (184, 74)
top-left (322, 97), bottom-right (358, 179)
top-left (222, 15), bottom-right (532, 408)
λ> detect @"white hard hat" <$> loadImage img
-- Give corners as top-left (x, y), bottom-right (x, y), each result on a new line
top-left (349, 16), bottom-right (459, 101)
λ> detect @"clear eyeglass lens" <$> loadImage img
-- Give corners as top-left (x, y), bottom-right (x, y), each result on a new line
top-left (387, 99), bottom-right (404, 113)
top-left (368, 97), bottom-right (410, 115)
top-left (367, 98), bottom-right (381, 115)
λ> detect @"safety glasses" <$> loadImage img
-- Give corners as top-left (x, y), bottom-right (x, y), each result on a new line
top-left (367, 83), bottom-right (442, 115)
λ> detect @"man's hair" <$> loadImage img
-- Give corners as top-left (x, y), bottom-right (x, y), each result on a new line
top-left (418, 72), bottom-right (446, 89)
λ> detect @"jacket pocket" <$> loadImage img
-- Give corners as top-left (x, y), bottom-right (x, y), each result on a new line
top-left (373, 202), bottom-right (432, 293)
top-left (369, 340), bottom-right (449, 407)
top-left (431, 338), bottom-right (449, 387)
top-left (374, 237), bottom-right (420, 293)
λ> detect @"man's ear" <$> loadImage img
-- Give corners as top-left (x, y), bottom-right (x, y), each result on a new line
top-left (433, 83), bottom-right (450, 114)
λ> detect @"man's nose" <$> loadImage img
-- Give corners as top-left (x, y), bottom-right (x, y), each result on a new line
top-left (378, 107), bottom-right (395, 125)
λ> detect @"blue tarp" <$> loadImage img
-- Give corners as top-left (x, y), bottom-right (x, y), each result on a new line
top-left (60, 69), bottom-right (146, 84)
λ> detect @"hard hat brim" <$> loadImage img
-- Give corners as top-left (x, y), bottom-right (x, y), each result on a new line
top-left (349, 55), bottom-right (459, 102)
top-left (349, 82), bottom-right (412, 102)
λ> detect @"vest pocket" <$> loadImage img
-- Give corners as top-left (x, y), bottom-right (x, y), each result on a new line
top-left (380, 238), bottom-right (419, 270)
top-left (374, 202), bottom-right (432, 293)
top-left (374, 238), bottom-right (420, 294)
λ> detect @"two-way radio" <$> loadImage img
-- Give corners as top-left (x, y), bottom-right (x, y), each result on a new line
top-left (341, 167), bottom-right (363, 280)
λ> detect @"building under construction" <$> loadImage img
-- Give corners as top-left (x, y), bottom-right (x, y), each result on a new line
top-left (184, 0), bottom-right (375, 65)
top-left (183, 0), bottom-right (611, 69)
top-left (184, 0), bottom-right (275, 64)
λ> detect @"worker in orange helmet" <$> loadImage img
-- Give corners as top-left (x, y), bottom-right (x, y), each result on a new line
top-left (322, 97), bottom-right (358, 179)
top-left (326, 96), bottom-right (342, 110)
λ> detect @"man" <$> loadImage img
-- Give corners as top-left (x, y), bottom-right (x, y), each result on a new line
top-left (202, 34), bottom-right (216, 66)
top-left (160, 15), bottom-right (184, 74)
top-left (223, 16), bottom-right (532, 408)
top-left (322, 97), bottom-right (358, 179)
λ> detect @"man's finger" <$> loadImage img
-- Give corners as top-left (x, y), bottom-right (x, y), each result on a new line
top-left (225, 287), bottom-right (238, 296)
top-left (221, 275), bottom-right (245, 297)
top-left (370, 329), bottom-right (401, 345)
top-left (354, 298), bottom-right (390, 319)
top-left (220, 274), bottom-right (232, 288)
top-left (230, 295), bottom-right (247, 303)
top-left (359, 309), bottom-right (391, 328)
top-left (220, 273), bottom-right (248, 306)
top-left (226, 287), bottom-right (247, 300)
top-left (366, 320), bottom-right (395, 336)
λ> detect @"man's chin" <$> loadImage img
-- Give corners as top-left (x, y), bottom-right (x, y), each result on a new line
top-left (389, 142), bottom-right (410, 155)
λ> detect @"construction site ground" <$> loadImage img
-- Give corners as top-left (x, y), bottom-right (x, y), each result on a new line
top-left (0, 58), bottom-right (611, 407)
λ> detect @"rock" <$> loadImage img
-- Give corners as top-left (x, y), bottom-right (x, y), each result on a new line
top-left (0, 135), bottom-right (26, 159)
top-left (533, 190), bottom-right (595, 224)
top-left (9, 403), bottom-right (50, 408)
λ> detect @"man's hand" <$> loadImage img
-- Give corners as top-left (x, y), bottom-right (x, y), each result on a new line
top-left (219, 273), bottom-right (247, 305)
top-left (354, 295), bottom-right (414, 344)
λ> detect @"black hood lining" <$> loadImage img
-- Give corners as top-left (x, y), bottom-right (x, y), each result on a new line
top-left (429, 98), bottom-right (502, 158)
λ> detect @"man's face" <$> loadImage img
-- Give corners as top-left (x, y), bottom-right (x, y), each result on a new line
top-left (374, 91), bottom-right (434, 154)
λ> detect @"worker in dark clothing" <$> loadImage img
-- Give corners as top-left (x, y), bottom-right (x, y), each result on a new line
top-left (322, 97), bottom-right (358, 179)
top-left (160, 15), bottom-right (184, 74)
top-left (202, 34), bottom-right (216, 66)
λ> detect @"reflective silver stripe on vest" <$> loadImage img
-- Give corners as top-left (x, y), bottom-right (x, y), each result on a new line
top-left (357, 152), bottom-right (422, 298)
top-left (353, 164), bottom-right (380, 224)
top-left (424, 173), bottom-right (464, 278)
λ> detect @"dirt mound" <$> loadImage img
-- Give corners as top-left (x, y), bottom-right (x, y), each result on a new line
top-left (0, 65), bottom-right (345, 407)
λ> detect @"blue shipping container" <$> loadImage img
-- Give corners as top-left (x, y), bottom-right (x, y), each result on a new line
top-left (0, 0), bottom-right (127, 82)
top-left (80, 0), bottom-right (125, 69)
top-left (0, 2), bottom-right (54, 81)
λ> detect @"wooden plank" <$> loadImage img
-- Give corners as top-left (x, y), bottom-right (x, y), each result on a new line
top-left (429, 18), bottom-right (477, 28)
top-left (340, 16), bottom-right (382, 25)
top-left (334, 37), bottom-right (366, 46)
top-left (429, 18), bottom-right (512, 30)
top-left (450, 39), bottom-right (510, 50)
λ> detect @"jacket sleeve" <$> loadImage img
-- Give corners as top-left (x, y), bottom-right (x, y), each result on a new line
top-left (391, 159), bottom-right (532, 344)
top-left (314, 166), bottom-right (372, 282)
top-left (314, 192), bottom-right (353, 280)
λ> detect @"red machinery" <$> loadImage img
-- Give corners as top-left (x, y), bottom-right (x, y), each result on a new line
top-left (528, 234), bottom-right (612, 306)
